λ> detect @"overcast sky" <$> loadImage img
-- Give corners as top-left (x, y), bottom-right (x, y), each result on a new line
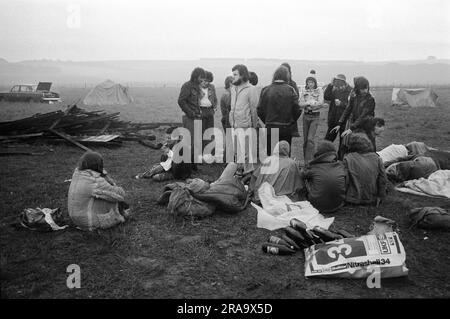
top-left (1, 0), bottom-right (449, 62)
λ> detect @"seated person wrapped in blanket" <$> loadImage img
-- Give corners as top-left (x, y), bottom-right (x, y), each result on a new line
top-left (250, 140), bottom-right (304, 203)
top-left (68, 151), bottom-right (131, 231)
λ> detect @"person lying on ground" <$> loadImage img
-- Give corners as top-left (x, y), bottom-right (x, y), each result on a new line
top-left (343, 133), bottom-right (387, 206)
top-left (301, 141), bottom-right (346, 213)
top-left (385, 148), bottom-right (450, 183)
top-left (68, 151), bottom-right (131, 231)
top-left (377, 141), bottom-right (438, 167)
top-left (250, 140), bottom-right (304, 203)
top-left (380, 142), bottom-right (449, 167)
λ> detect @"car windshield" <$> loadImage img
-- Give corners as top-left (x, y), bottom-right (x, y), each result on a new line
top-left (20, 86), bottom-right (34, 92)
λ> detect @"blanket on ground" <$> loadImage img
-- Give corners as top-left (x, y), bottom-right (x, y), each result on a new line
top-left (396, 170), bottom-right (450, 199)
top-left (251, 182), bottom-right (334, 231)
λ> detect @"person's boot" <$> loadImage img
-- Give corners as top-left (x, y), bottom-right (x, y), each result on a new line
top-left (152, 172), bottom-right (174, 182)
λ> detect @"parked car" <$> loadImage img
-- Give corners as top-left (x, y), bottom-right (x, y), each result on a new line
top-left (0, 82), bottom-right (62, 103)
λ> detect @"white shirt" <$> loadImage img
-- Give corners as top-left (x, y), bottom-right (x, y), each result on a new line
top-left (200, 87), bottom-right (212, 107)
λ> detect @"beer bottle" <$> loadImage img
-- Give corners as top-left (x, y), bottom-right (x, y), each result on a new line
top-left (268, 235), bottom-right (295, 250)
top-left (281, 234), bottom-right (301, 251)
top-left (262, 243), bottom-right (295, 255)
top-left (284, 226), bottom-right (309, 248)
top-left (312, 226), bottom-right (343, 242)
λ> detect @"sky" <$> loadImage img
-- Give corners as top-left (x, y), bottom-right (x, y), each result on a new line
top-left (0, 0), bottom-right (449, 62)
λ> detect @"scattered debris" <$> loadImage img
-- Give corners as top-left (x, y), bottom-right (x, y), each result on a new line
top-left (0, 104), bottom-right (181, 150)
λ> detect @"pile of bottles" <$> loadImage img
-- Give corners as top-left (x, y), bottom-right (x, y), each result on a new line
top-left (262, 218), bottom-right (355, 256)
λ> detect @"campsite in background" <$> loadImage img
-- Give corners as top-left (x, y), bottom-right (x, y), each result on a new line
top-left (0, 0), bottom-right (449, 303)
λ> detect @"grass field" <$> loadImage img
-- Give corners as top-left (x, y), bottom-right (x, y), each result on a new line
top-left (1, 86), bottom-right (450, 299)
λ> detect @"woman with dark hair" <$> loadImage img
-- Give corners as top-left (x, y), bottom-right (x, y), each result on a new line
top-left (257, 66), bottom-right (301, 155)
top-left (199, 71), bottom-right (217, 153)
top-left (331, 76), bottom-right (376, 157)
top-left (68, 151), bottom-right (130, 231)
top-left (299, 70), bottom-right (324, 163)
top-left (220, 76), bottom-right (234, 130)
top-left (249, 72), bottom-right (258, 86)
top-left (178, 67), bottom-right (207, 168)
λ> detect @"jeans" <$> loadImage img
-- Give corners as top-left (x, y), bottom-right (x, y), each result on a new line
top-left (325, 123), bottom-right (345, 159)
top-left (266, 125), bottom-right (292, 156)
top-left (303, 113), bottom-right (320, 164)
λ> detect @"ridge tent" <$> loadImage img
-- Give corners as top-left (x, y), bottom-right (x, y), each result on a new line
top-left (391, 88), bottom-right (438, 107)
top-left (83, 80), bottom-right (133, 106)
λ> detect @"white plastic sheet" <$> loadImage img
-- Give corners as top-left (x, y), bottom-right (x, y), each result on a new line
top-left (251, 182), bottom-right (334, 231)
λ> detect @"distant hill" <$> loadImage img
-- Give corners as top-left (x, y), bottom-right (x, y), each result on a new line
top-left (1, 58), bottom-right (449, 88)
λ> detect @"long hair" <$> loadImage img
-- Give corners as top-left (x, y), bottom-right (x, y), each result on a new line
top-left (232, 64), bottom-right (249, 82)
top-left (78, 151), bottom-right (104, 174)
top-left (224, 76), bottom-right (233, 89)
top-left (281, 62), bottom-right (292, 80)
top-left (249, 72), bottom-right (258, 86)
top-left (273, 66), bottom-right (290, 83)
top-left (190, 67), bottom-right (206, 83)
top-left (205, 71), bottom-right (214, 83)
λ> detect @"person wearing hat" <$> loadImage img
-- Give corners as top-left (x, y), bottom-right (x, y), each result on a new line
top-left (299, 70), bottom-right (324, 163)
top-left (324, 74), bottom-right (352, 156)
top-left (301, 141), bottom-right (346, 213)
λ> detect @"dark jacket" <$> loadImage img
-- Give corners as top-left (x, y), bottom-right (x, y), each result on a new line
top-left (351, 116), bottom-right (379, 151)
top-left (289, 79), bottom-right (299, 96)
top-left (178, 80), bottom-right (202, 119)
top-left (338, 92), bottom-right (375, 130)
top-left (343, 133), bottom-right (387, 204)
top-left (257, 81), bottom-right (302, 128)
top-left (220, 90), bottom-right (231, 129)
top-left (324, 83), bottom-right (352, 127)
top-left (200, 83), bottom-right (218, 111)
top-left (302, 152), bottom-right (346, 213)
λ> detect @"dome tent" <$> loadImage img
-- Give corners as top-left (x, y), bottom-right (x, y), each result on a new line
top-left (391, 88), bottom-right (438, 107)
top-left (83, 80), bottom-right (133, 106)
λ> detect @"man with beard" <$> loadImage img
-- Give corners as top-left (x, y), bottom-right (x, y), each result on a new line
top-left (229, 64), bottom-right (260, 176)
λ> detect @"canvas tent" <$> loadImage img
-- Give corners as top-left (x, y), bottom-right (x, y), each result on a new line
top-left (83, 80), bottom-right (133, 106)
top-left (391, 88), bottom-right (438, 107)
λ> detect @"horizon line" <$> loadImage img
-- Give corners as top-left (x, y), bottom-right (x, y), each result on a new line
top-left (2, 56), bottom-right (449, 64)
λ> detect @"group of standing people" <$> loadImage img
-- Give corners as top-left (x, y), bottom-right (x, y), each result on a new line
top-left (177, 63), bottom-right (385, 170)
